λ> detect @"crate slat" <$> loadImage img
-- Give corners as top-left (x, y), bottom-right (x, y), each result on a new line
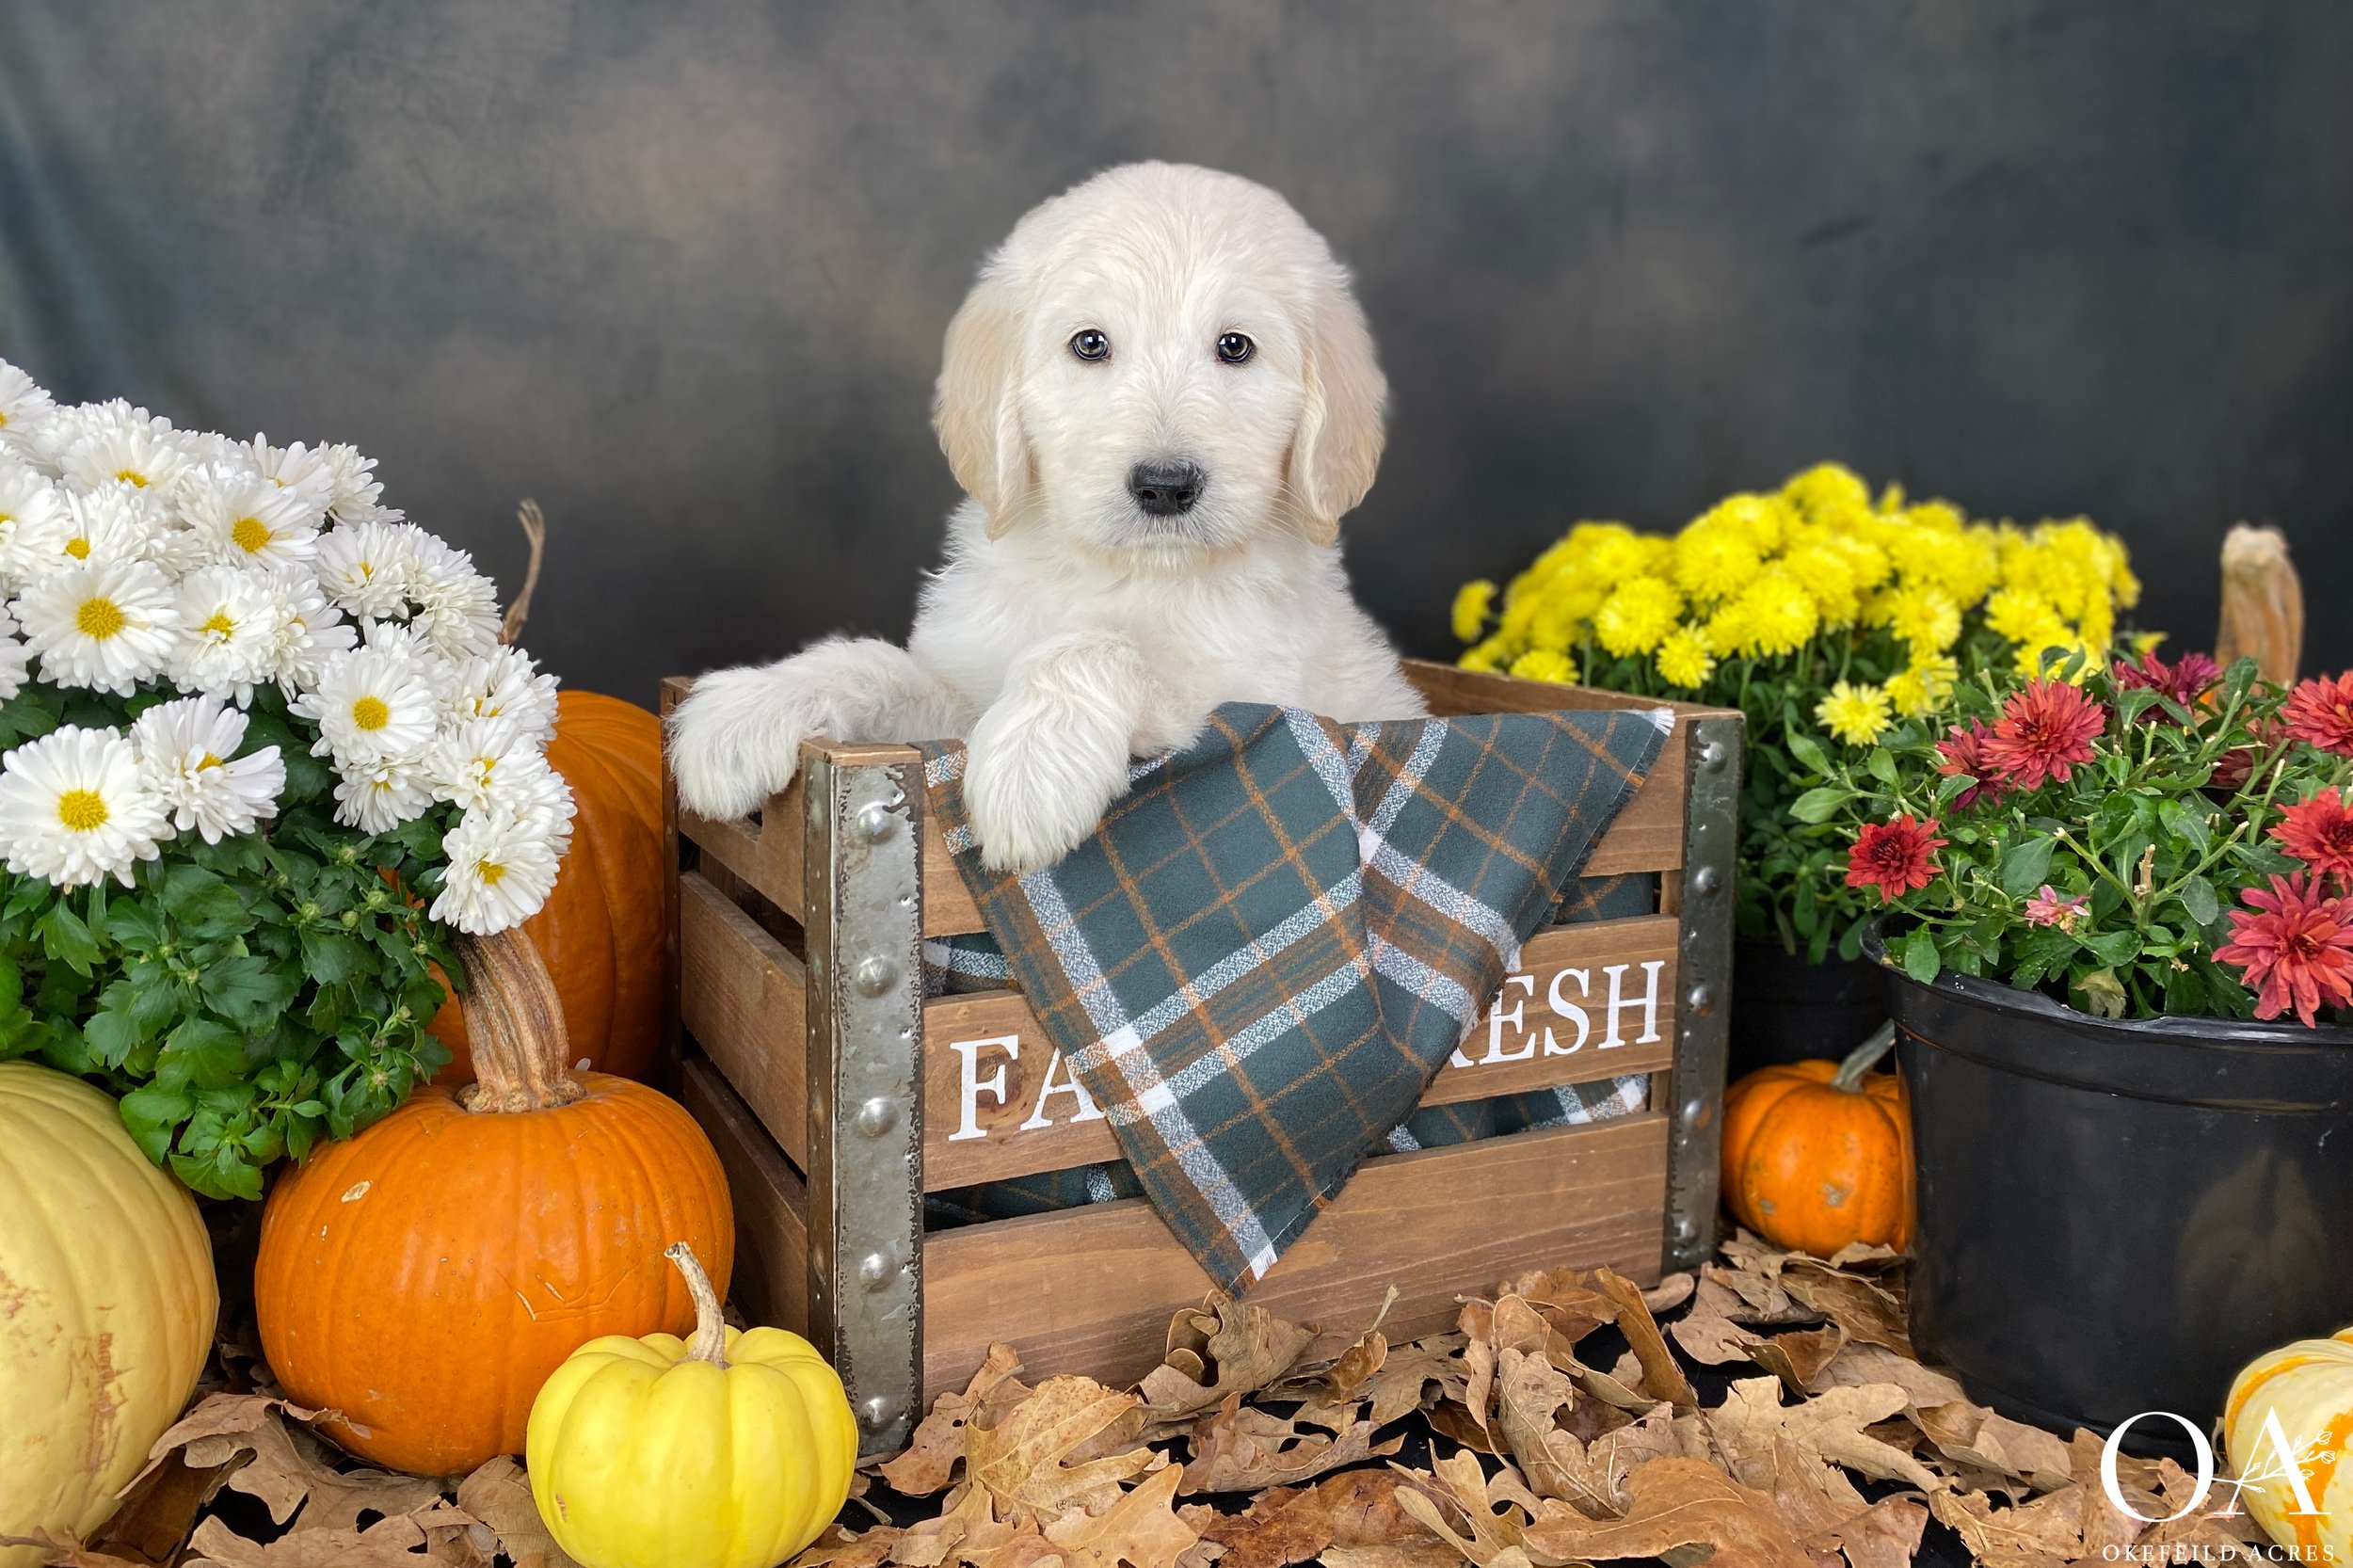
top-left (921, 914), bottom-right (1681, 1189)
top-left (680, 870), bottom-right (808, 1167)
top-left (679, 1056), bottom-right (810, 1337)
top-left (920, 1112), bottom-right (1669, 1399)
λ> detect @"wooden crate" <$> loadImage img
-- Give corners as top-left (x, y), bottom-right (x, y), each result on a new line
top-left (662, 660), bottom-right (1743, 1456)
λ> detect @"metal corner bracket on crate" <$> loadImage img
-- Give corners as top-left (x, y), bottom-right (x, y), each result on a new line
top-left (1659, 713), bottom-right (1741, 1272)
top-left (803, 748), bottom-right (926, 1454)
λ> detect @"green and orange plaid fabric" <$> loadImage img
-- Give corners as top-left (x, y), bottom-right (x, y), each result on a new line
top-left (916, 701), bottom-right (1671, 1293)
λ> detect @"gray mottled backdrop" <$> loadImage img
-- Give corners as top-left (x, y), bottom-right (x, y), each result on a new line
top-left (3, 2), bottom-right (2348, 705)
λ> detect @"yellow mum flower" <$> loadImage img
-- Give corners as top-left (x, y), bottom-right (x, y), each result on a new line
top-left (1593, 575), bottom-right (1684, 657)
top-left (1451, 580), bottom-right (1497, 643)
top-left (1815, 680), bottom-right (1894, 746)
top-left (1729, 571), bottom-right (1818, 657)
top-left (1509, 648), bottom-right (1577, 684)
top-left (1704, 600), bottom-right (1752, 659)
top-left (1885, 584), bottom-right (1962, 653)
top-left (1886, 652), bottom-right (1960, 718)
top-left (1579, 525), bottom-right (1656, 589)
top-left (1458, 636), bottom-right (1510, 673)
top-left (1673, 523), bottom-right (1762, 603)
top-left (2010, 627), bottom-right (2097, 680)
top-left (1984, 586), bottom-right (2057, 644)
top-left (1783, 463), bottom-right (1872, 522)
top-left (1655, 626), bottom-right (1715, 689)
top-left (1780, 545), bottom-right (1860, 629)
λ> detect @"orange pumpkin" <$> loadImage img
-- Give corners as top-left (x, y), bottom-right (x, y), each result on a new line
top-left (429, 689), bottom-right (666, 1084)
top-left (1721, 1023), bottom-right (1914, 1256)
top-left (256, 926), bottom-right (732, 1477)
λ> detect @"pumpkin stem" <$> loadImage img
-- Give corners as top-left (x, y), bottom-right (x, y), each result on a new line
top-left (665, 1241), bottom-right (730, 1368)
top-left (453, 928), bottom-right (585, 1113)
top-left (1831, 1020), bottom-right (1898, 1093)
top-left (499, 499), bottom-right (548, 647)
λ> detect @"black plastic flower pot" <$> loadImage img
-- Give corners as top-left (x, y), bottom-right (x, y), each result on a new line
top-left (1868, 928), bottom-right (2353, 1452)
top-left (1727, 938), bottom-right (1890, 1080)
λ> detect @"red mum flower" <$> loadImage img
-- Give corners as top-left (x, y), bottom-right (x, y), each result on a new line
top-left (1982, 678), bottom-right (2108, 791)
top-left (2273, 787), bottom-right (2353, 881)
top-left (2111, 649), bottom-right (2223, 717)
top-left (2022, 884), bottom-right (2089, 932)
top-left (1934, 720), bottom-right (2010, 810)
top-left (1845, 814), bottom-right (1947, 904)
top-left (2214, 872), bottom-right (2353, 1026)
top-left (2284, 673), bottom-right (2353, 758)
top-left (2211, 717), bottom-right (2284, 792)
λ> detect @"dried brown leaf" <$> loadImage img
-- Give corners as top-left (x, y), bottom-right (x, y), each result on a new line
top-left (1319, 1547), bottom-right (1469, 1568)
top-left (790, 1526), bottom-right (904, 1568)
top-left (1806, 1343), bottom-right (1966, 1413)
top-left (1751, 1324), bottom-right (1848, 1396)
top-left (1182, 1395), bottom-right (1401, 1494)
top-left (183, 1503), bottom-right (475, 1567)
top-left (1390, 1450), bottom-right (1545, 1567)
top-left (1365, 1334), bottom-right (1470, 1429)
top-left (893, 1484), bottom-right (1027, 1568)
top-left (1640, 1272), bottom-right (1697, 1315)
top-left (454, 1456), bottom-right (581, 1568)
top-left (1671, 1278), bottom-right (1769, 1367)
top-left (1426, 1400), bottom-right (1508, 1456)
top-left (1926, 1486), bottom-right (2087, 1567)
top-left (1490, 1350), bottom-right (1584, 1505)
top-left (1515, 1455), bottom-right (1815, 1567)
top-left (1592, 1269), bottom-right (1698, 1409)
top-left (1708, 1378), bottom-right (1945, 1495)
top-left (1832, 1498), bottom-right (1929, 1568)
top-left (968, 1376), bottom-right (1166, 1523)
top-left (1139, 1299), bottom-right (1316, 1425)
top-left (883, 1344), bottom-right (1032, 1496)
top-left (1780, 1268), bottom-right (1912, 1358)
top-left (1193, 1469), bottom-right (1440, 1568)
top-left (1042, 1464), bottom-right (1201, 1568)
top-left (1912, 1402), bottom-right (2074, 1491)
top-left (1493, 1269), bottom-right (1618, 1345)
top-left (0, 1530), bottom-right (154, 1568)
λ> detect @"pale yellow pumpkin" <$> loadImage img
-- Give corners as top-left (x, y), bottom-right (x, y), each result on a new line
top-left (0, 1063), bottom-right (217, 1567)
top-left (526, 1243), bottom-right (857, 1568)
top-left (2225, 1328), bottom-right (2353, 1561)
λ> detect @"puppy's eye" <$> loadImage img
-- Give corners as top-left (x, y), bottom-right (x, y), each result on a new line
top-left (1069, 329), bottom-right (1110, 362)
top-left (1216, 332), bottom-right (1256, 365)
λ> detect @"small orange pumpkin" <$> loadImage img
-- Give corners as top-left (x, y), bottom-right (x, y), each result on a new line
top-left (257, 926), bottom-right (731, 1477)
top-left (429, 689), bottom-right (667, 1084)
top-left (1721, 1022), bottom-right (1914, 1256)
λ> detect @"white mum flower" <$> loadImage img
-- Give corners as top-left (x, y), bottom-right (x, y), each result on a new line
top-left (0, 360), bottom-right (56, 462)
top-left (14, 559), bottom-right (181, 696)
top-left (430, 803), bottom-right (569, 935)
top-left (312, 519), bottom-right (418, 620)
top-left (331, 752), bottom-right (433, 834)
top-left (293, 641), bottom-right (439, 765)
top-left (179, 463), bottom-right (324, 569)
top-left (170, 566), bottom-right (281, 703)
top-left (6, 485), bottom-right (163, 581)
top-left (318, 444), bottom-right (385, 523)
top-left (59, 419), bottom-right (191, 498)
top-left (0, 725), bottom-right (171, 888)
top-left (357, 616), bottom-right (459, 704)
top-left (129, 696), bottom-right (284, 844)
top-left (448, 646), bottom-right (559, 742)
top-left (244, 435), bottom-right (338, 504)
top-left (0, 612), bottom-right (29, 702)
top-left (406, 531), bottom-right (502, 661)
top-left (425, 716), bottom-right (568, 816)
top-left (0, 462), bottom-right (69, 576)
top-left (254, 568), bottom-right (356, 693)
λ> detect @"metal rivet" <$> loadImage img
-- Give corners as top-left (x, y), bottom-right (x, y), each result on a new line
top-left (1699, 740), bottom-right (1727, 773)
top-left (858, 1394), bottom-right (899, 1429)
top-left (1673, 1215), bottom-right (1699, 1241)
top-left (856, 1251), bottom-right (893, 1287)
top-left (854, 801), bottom-right (897, 841)
top-left (1683, 1096), bottom-right (1705, 1125)
top-left (1686, 984), bottom-right (1714, 1016)
top-left (854, 1096), bottom-right (898, 1138)
top-left (1690, 865), bottom-right (1721, 896)
top-left (853, 956), bottom-right (897, 996)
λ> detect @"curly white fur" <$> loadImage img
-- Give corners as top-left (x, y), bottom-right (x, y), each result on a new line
top-left (668, 162), bottom-right (1425, 870)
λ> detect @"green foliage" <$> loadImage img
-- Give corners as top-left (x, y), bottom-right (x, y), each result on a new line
top-left (0, 680), bottom-right (457, 1198)
top-left (1810, 656), bottom-right (2347, 1021)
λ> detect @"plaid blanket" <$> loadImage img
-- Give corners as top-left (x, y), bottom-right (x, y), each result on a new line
top-left (916, 701), bottom-right (1672, 1292)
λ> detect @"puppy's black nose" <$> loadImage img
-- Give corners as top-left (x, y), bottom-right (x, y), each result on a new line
top-left (1128, 459), bottom-right (1205, 517)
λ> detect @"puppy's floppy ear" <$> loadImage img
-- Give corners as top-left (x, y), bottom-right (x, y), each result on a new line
top-left (933, 265), bottom-right (1031, 537)
top-left (1286, 268), bottom-right (1387, 547)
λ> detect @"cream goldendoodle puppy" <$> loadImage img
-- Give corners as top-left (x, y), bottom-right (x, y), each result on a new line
top-left (667, 161), bottom-right (1425, 871)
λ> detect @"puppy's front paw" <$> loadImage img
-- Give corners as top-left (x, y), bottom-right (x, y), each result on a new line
top-left (961, 712), bottom-right (1128, 875)
top-left (666, 668), bottom-right (809, 821)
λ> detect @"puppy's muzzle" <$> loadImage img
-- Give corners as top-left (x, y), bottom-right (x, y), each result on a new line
top-left (1128, 459), bottom-right (1206, 517)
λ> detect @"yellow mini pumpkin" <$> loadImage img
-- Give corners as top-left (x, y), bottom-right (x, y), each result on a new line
top-left (526, 1243), bottom-right (857, 1568)
top-left (2225, 1328), bottom-right (2353, 1561)
top-left (0, 1062), bottom-right (217, 1568)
